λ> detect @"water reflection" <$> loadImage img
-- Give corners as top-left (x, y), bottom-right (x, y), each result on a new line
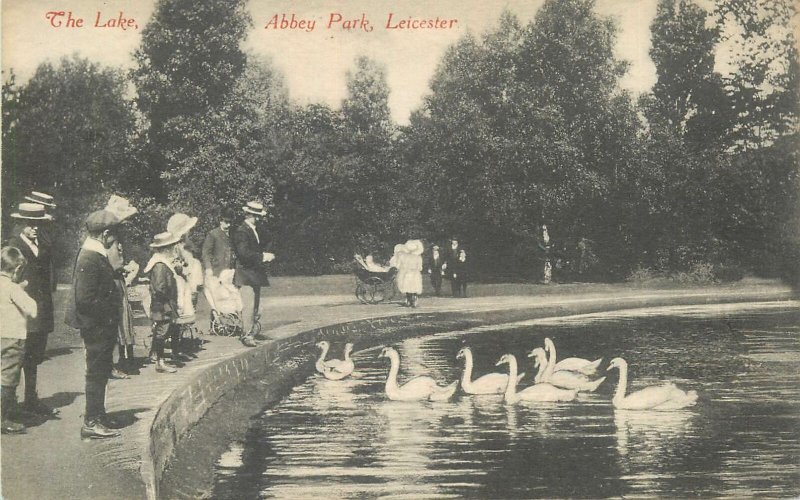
top-left (213, 306), bottom-right (800, 499)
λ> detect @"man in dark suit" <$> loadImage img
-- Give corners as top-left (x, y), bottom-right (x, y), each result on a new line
top-left (425, 244), bottom-right (445, 296)
top-left (8, 202), bottom-right (59, 418)
top-left (441, 236), bottom-right (462, 295)
top-left (66, 210), bottom-right (122, 439)
top-left (202, 207), bottom-right (236, 281)
top-left (231, 201), bottom-right (274, 347)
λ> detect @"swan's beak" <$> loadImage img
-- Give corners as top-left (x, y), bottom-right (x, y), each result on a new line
top-left (495, 357), bottom-right (505, 366)
top-left (526, 350), bottom-right (535, 358)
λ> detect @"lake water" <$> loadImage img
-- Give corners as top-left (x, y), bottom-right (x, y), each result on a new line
top-left (212, 301), bottom-right (800, 498)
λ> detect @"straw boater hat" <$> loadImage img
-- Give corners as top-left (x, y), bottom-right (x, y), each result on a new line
top-left (149, 231), bottom-right (182, 249)
top-left (10, 203), bottom-right (53, 221)
top-left (405, 239), bottom-right (424, 256)
top-left (242, 201), bottom-right (267, 216)
top-left (104, 195), bottom-right (138, 222)
top-left (166, 213), bottom-right (198, 239)
top-left (24, 191), bottom-right (56, 208)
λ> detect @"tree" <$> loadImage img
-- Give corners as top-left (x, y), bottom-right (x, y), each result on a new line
top-left (132, 0), bottom-right (251, 198)
top-left (1, 56), bottom-right (139, 270)
top-left (715, 0), bottom-right (798, 149)
top-left (647, 0), bottom-right (733, 149)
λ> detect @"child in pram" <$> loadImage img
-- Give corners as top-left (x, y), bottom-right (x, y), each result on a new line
top-left (203, 269), bottom-right (244, 336)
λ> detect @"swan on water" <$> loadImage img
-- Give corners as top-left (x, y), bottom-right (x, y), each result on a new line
top-left (544, 337), bottom-right (603, 376)
top-left (319, 343), bottom-right (355, 380)
top-left (496, 354), bottom-right (578, 403)
top-left (607, 357), bottom-right (698, 411)
top-left (537, 340), bottom-right (606, 392)
top-left (457, 346), bottom-right (524, 395)
top-left (379, 347), bottom-right (458, 401)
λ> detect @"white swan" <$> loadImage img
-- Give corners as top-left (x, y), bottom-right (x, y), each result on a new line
top-left (496, 354), bottom-right (578, 403)
top-left (539, 340), bottom-right (606, 392)
top-left (320, 343), bottom-right (355, 380)
top-left (316, 341), bottom-right (354, 377)
top-left (607, 357), bottom-right (698, 411)
top-left (544, 337), bottom-right (603, 376)
top-left (457, 347), bottom-right (524, 395)
top-left (379, 347), bottom-right (458, 401)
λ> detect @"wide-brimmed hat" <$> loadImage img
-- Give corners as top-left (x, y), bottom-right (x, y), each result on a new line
top-left (85, 209), bottom-right (120, 232)
top-left (166, 213), bottom-right (198, 239)
top-left (104, 195), bottom-right (138, 222)
top-left (24, 191), bottom-right (56, 208)
top-left (149, 231), bottom-right (182, 248)
top-left (242, 201), bottom-right (267, 216)
top-left (405, 239), bottom-right (424, 255)
top-left (10, 203), bottom-right (53, 221)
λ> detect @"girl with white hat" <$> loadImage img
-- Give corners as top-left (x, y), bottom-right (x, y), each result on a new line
top-left (396, 240), bottom-right (424, 307)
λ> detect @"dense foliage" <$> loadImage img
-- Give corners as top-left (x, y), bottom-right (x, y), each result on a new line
top-left (2, 0), bottom-right (797, 284)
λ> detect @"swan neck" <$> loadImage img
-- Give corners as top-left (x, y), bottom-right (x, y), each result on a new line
top-left (614, 363), bottom-right (628, 402)
top-left (534, 356), bottom-right (546, 383)
top-left (386, 353), bottom-right (400, 390)
top-left (317, 344), bottom-right (329, 365)
top-left (461, 352), bottom-right (474, 387)
top-left (504, 357), bottom-right (518, 400)
top-left (544, 346), bottom-right (556, 381)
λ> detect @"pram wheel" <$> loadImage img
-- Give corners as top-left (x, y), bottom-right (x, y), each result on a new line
top-left (210, 311), bottom-right (243, 337)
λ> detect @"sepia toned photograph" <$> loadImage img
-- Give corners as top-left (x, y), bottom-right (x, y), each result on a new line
top-left (1, 0), bottom-right (798, 498)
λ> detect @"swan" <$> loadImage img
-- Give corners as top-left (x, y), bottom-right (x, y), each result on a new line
top-left (607, 357), bottom-right (698, 411)
top-left (544, 337), bottom-right (603, 376)
top-left (316, 341), bottom-right (353, 374)
top-left (379, 347), bottom-right (458, 401)
top-left (496, 354), bottom-right (578, 403)
top-left (320, 343), bottom-right (355, 380)
top-left (457, 347), bottom-right (524, 395)
top-left (539, 340), bottom-right (606, 392)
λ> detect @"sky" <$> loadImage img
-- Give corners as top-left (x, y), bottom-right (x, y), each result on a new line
top-left (1, 0), bottom-right (662, 124)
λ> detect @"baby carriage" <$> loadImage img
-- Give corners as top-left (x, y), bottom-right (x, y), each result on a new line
top-left (354, 255), bottom-right (397, 304)
top-left (203, 269), bottom-right (245, 337)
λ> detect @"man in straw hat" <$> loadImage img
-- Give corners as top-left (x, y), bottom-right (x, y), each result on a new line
top-left (66, 209), bottom-right (123, 439)
top-left (7, 203), bottom-right (59, 419)
top-left (232, 201), bottom-right (274, 346)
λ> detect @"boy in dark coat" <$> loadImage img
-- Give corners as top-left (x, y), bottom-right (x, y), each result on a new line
top-left (67, 210), bottom-right (122, 439)
top-left (450, 249), bottom-right (470, 298)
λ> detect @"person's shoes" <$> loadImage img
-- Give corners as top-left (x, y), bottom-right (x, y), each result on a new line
top-left (240, 335), bottom-right (257, 347)
top-left (21, 399), bottom-right (60, 418)
top-left (99, 413), bottom-right (123, 429)
top-left (155, 360), bottom-right (177, 373)
top-left (110, 368), bottom-right (129, 380)
top-left (1, 419), bottom-right (26, 434)
top-left (81, 420), bottom-right (120, 439)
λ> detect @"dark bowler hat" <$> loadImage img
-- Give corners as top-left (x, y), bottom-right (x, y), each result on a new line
top-left (10, 203), bottom-right (53, 221)
top-left (25, 191), bottom-right (57, 208)
top-left (85, 210), bottom-right (120, 232)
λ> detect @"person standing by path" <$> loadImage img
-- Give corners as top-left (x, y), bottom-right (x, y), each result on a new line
top-left (425, 244), bottom-right (445, 296)
top-left (144, 232), bottom-right (184, 373)
top-left (7, 202), bottom-right (59, 418)
top-left (104, 195), bottom-right (140, 377)
top-left (0, 247), bottom-right (37, 434)
top-left (232, 202), bottom-right (274, 346)
top-left (66, 210), bottom-right (122, 439)
top-left (397, 240), bottom-right (424, 308)
top-left (202, 208), bottom-right (236, 309)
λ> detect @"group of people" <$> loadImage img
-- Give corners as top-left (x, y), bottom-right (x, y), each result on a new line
top-left (1, 192), bottom-right (276, 439)
top-left (358, 236), bottom-right (470, 308)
